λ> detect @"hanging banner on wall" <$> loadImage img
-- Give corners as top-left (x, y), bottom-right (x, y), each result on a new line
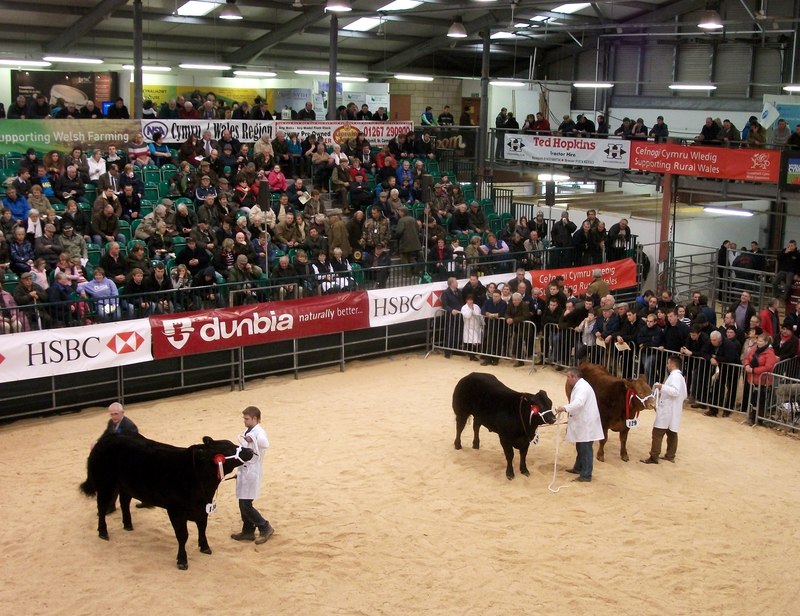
top-left (0, 119), bottom-right (138, 156)
top-left (503, 134), bottom-right (631, 169)
top-left (432, 126), bottom-right (477, 158)
top-left (14, 71), bottom-right (119, 107)
top-left (150, 292), bottom-right (370, 359)
top-left (629, 142), bottom-right (780, 182)
top-left (140, 119), bottom-right (274, 143)
top-left (0, 319), bottom-right (152, 384)
top-left (275, 121), bottom-right (413, 145)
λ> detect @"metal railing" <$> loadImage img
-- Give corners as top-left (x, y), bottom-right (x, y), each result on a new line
top-left (428, 307), bottom-right (538, 369)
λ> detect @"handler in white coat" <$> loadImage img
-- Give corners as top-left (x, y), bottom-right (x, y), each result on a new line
top-left (231, 406), bottom-right (274, 544)
top-left (461, 295), bottom-right (483, 361)
top-left (557, 366), bottom-right (604, 482)
top-left (641, 354), bottom-right (687, 464)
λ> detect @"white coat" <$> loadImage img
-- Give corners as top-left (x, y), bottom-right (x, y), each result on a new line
top-left (565, 377), bottom-right (605, 443)
top-left (461, 302), bottom-right (483, 345)
top-left (235, 423), bottom-right (269, 500)
top-left (653, 368), bottom-right (687, 432)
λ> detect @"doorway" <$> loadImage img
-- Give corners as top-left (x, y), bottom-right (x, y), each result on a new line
top-left (461, 97), bottom-right (481, 125)
top-left (389, 94), bottom-right (411, 121)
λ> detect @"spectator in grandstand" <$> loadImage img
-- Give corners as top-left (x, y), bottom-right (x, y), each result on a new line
top-left (746, 119), bottom-right (767, 146)
top-left (77, 266), bottom-right (120, 322)
top-left (3, 185), bottom-right (29, 224)
top-left (772, 118), bottom-right (791, 146)
top-left (7, 95), bottom-right (29, 119)
top-left (694, 117), bottom-right (721, 144)
top-left (149, 262), bottom-right (174, 313)
top-left (719, 119), bottom-right (741, 146)
top-left (107, 97), bottom-right (130, 119)
top-left (614, 117), bottom-right (634, 139)
top-left (729, 290), bottom-right (757, 332)
top-left (92, 203), bottom-right (125, 248)
top-left (774, 239), bottom-right (800, 298)
top-left (158, 98), bottom-right (180, 119)
top-left (551, 211), bottom-right (576, 267)
top-left (148, 132), bottom-right (174, 167)
top-left (34, 223), bottom-right (61, 269)
top-left (631, 118), bottom-right (649, 140)
top-left (648, 115), bottom-right (669, 141)
top-left (121, 268), bottom-right (154, 318)
top-left (758, 297), bottom-right (781, 339)
top-left (420, 106), bottom-right (437, 126)
top-left (702, 329), bottom-right (741, 415)
top-left (13, 270), bottom-right (50, 328)
top-left (127, 133), bottom-right (152, 168)
top-left (505, 292), bottom-right (531, 367)
top-left (97, 241), bottom-right (127, 286)
top-left (85, 149), bottom-right (107, 186)
top-left (126, 242), bottom-right (152, 278)
top-left (29, 93), bottom-right (50, 119)
top-left (776, 319), bottom-right (799, 362)
top-left (176, 236), bottom-right (210, 278)
top-left (9, 226), bottom-right (34, 274)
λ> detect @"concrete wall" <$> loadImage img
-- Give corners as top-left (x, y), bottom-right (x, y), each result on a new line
top-left (386, 78), bottom-right (462, 123)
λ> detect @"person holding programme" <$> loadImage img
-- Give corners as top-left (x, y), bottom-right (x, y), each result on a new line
top-left (641, 355), bottom-right (687, 464)
top-left (231, 406), bottom-right (274, 545)
top-left (557, 367), bottom-right (604, 482)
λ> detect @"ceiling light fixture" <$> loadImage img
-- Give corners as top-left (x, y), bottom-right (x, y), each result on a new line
top-left (234, 70), bottom-right (277, 77)
top-left (703, 207), bottom-right (753, 217)
top-left (326, 0), bottom-right (352, 12)
top-left (538, 173), bottom-right (571, 182)
top-left (0, 59), bottom-right (52, 67)
top-left (43, 55), bottom-right (103, 64)
top-left (698, 9), bottom-right (724, 29)
top-left (783, 84), bottom-right (800, 92)
top-left (490, 80), bottom-right (525, 87)
top-left (394, 73), bottom-right (434, 81)
top-left (295, 69), bottom-right (334, 76)
top-left (220, 0), bottom-right (243, 20)
top-left (573, 81), bottom-right (613, 88)
top-left (337, 76), bottom-right (369, 82)
top-left (123, 64), bottom-right (172, 72)
top-left (448, 16), bottom-right (468, 38)
top-left (176, 1), bottom-right (217, 17)
top-left (668, 83), bottom-right (717, 90)
top-left (179, 63), bottom-right (232, 70)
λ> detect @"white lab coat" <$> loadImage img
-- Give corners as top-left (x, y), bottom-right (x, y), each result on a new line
top-left (235, 423), bottom-right (269, 500)
top-left (653, 368), bottom-right (687, 432)
top-left (565, 378), bottom-right (605, 443)
top-left (461, 303), bottom-right (483, 345)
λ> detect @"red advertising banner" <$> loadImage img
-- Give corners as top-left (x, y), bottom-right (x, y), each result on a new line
top-left (528, 258), bottom-right (637, 296)
top-left (150, 292), bottom-right (370, 359)
top-left (629, 142), bottom-right (780, 182)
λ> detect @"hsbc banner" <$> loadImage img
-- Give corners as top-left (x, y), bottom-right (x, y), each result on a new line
top-left (275, 121), bottom-right (413, 146)
top-left (629, 142), bottom-right (780, 182)
top-left (503, 134), bottom-right (630, 169)
top-left (150, 292), bottom-right (370, 359)
top-left (0, 319), bottom-right (152, 384)
top-left (140, 119), bottom-right (274, 145)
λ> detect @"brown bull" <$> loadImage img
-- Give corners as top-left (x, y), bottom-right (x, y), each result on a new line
top-left (566, 362), bottom-right (655, 462)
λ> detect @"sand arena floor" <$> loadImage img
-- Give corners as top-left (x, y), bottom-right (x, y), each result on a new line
top-left (0, 354), bottom-right (798, 615)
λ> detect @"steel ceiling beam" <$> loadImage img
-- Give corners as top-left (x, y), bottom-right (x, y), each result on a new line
top-left (43, 0), bottom-right (129, 53)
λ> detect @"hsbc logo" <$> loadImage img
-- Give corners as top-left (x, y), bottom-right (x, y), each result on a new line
top-left (428, 291), bottom-right (442, 308)
top-left (371, 293), bottom-right (425, 317)
top-left (107, 331), bottom-right (145, 354)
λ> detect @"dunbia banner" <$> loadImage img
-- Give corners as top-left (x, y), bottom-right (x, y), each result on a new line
top-left (503, 132), bottom-right (781, 182)
top-left (0, 258), bottom-right (638, 381)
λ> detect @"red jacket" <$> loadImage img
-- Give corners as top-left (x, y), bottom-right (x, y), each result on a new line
top-left (743, 344), bottom-right (778, 385)
top-left (759, 307), bottom-right (780, 338)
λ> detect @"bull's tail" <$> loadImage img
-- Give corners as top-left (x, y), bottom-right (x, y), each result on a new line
top-left (80, 468), bottom-right (97, 496)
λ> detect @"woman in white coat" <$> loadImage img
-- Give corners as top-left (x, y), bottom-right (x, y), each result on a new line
top-left (231, 406), bottom-right (274, 544)
top-left (558, 367), bottom-right (604, 482)
top-left (461, 295), bottom-right (483, 361)
top-left (641, 354), bottom-right (687, 464)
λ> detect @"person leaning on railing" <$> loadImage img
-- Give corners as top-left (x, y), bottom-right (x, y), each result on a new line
top-left (742, 332), bottom-right (778, 425)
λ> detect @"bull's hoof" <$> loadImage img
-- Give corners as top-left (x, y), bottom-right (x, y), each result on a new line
top-left (200, 546), bottom-right (212, 555)
top-left (454, 442), bottom-right (462, 450)
top-left (123, 524), bottom-right (134, 531)
top-left (506, 473), bottom-right (514, 480)
top-left (596, 453), bottom-right (605, 462)
top-left (472, 442), bottom-right (480, 450)
top-left (521, 469), bottom-right (530, 477)
top-left (621, 455), bottom-right (630, 462)
top-left (177, 562), bottom-right (188, 570)
top-left (98, 532), bottom-right (109, 541)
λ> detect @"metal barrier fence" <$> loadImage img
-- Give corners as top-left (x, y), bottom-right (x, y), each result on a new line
top-left (428, 307), bottom-right (538, 369)
top-left (757, 364), bottom-right (800, 431)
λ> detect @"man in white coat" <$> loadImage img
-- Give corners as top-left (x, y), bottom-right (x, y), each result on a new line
top-left (557, 367), bottom-right (605, 482)
top-left (641, 354), bottom-right (687, 464)
top-left (231, 406), bottom-right (274, 544)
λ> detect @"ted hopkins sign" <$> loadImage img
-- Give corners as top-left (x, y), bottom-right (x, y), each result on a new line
top-left (503, 134), bottom-right (631, 169)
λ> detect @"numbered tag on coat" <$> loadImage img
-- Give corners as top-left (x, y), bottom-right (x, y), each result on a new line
top-left (531, 433), bottom-right (540, 446)
top-left (205, 501), bottom-right (217, 515)
top-left (626, 419), bottom-right (639, 429)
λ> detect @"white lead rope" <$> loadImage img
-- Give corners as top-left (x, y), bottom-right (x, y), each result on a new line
top-left (546, 410), bottom-right (570, 493)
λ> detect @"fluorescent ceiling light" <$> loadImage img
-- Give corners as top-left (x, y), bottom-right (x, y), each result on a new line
top-left (394, 73), bottom-right (434, 81)
top-left (531, 15), bottom-right (549, 22)
top-left (43, 55), bottom-right (103, 64)
top-left (704, 207), bottom-right (753, 217)
top-left (491, 31), bottom-right (518, 39)
top-left (783, 85), bottom-right (800, 92)
top-left (669, 83), bottom-right (717, 90)
top-left (552, 3), bottom-right (591, 13)
top-left (490, 80), bottom-right (525, 87)
top-left (379, 0), bottom-right (421, 10)
top-left (326, 0), bottom-right (352, 12)
top-left (123, 64), bottom-right (171, 72)
top-left (295, 69), bottom-right (332, 76)
top-left (343, 18), bottom-right (382, 31)
top-left (538, 173), bottom-right (571, 182)
top-left (234, 70), bottom-right (277, 77)
top-left (698, 9), bottom-right (723, 29)
top-left (573, 81), bottom-right (613, 88)
top-left (176, 1), bottom-right (217, 17)
top-left (338, 76), bottom-right (368, 82)
top-left (0, 59), bottom-right (51, 67)
top-left (514, 23), bottom-right (531, 28)
top-left (178, 63), bottom-right (232, 70)
top-left (448, 16), bottom-right (468, 38)
top-left (219, 1), bottom-right (243, 20)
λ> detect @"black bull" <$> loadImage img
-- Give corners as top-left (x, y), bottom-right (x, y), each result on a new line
top-left (453, 372), bottom-right (555, 479)
top-left (80, 434), bottom-right (253, 570)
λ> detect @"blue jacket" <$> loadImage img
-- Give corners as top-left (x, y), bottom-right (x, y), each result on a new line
top-left (3, 194), bottom-right (29, 221)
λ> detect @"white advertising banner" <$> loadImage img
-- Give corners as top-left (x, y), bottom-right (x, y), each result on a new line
top-left (0, 318), bottom-right (152, 383)
top-left (367, 281), bottom-right (448, 327)
top-left (503, 134), bottom-right (631, 169)
top-left (140, 119), bottom-right (274, 145)
top-left (275, 120), bottom-right (413, 146)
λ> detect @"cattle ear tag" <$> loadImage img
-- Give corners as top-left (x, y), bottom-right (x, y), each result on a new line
top-left (626, 419), bottom-right (639, 429)
top-left (531, 433), bottom-right (540, 446)
top-left (206, 501), bottom-right (217, 515)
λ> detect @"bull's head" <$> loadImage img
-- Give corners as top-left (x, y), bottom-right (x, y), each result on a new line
top-left (624, 376), bottom-right (656, 411)
top-left (527, 390), bottom-right (557, 426)
top-left (201, 436), bottom-right (254, 480)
